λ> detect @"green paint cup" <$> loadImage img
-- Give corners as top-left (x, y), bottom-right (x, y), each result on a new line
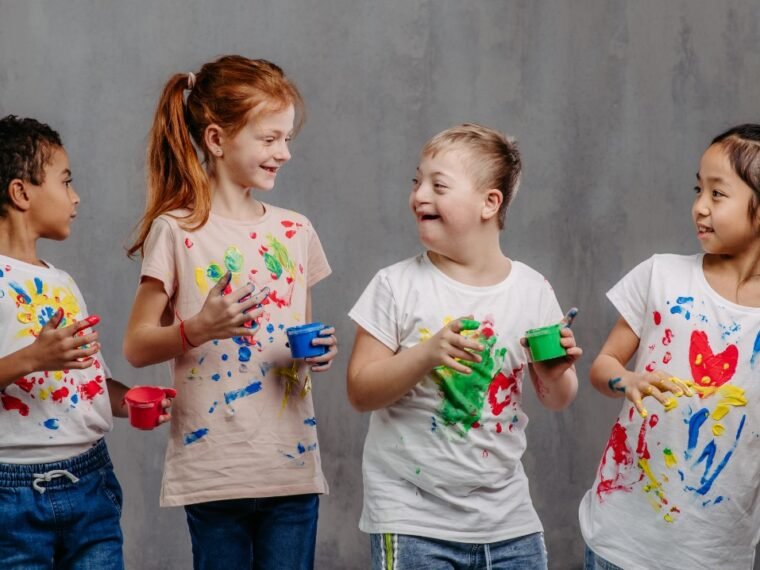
top-left (525, 324), bottom-right (566, 362)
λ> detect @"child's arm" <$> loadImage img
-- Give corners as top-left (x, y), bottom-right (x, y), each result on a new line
top-left (106, 378), bottom-right (129, 418)
top-left (302, 289), bottom-right (338, 371)
top-left (525, 326), bottom-right (581, 411)
top-left (347, 317), bottom-right (483, 412)
top-left (590, 317), bottom-right (692, 417)
top-left (123, 273), bottom-right (267, 368)
top-left (0, 309), bottom-right (100, 390)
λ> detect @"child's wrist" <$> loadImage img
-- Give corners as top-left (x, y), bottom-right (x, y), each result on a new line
top-left (183, 316), bottom-right (205, 348)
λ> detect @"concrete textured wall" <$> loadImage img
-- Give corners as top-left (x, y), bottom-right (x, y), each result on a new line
top-left (2, 1), bottom-right (759, 568)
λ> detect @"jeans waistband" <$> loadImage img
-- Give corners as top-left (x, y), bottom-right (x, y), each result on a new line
top-left (0, 439), bottom-right (111, 489)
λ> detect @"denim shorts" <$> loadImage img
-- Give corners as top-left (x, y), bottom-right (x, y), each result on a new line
top-left (184, 493), bottom-right (319, 570)
top-left (370, 531), bottom-right (548, 570)
top-left (0, 438), bottom-right (124, 569)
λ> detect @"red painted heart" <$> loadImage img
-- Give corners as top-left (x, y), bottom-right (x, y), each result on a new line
top-left (688, 330), bottom-right (737, 390)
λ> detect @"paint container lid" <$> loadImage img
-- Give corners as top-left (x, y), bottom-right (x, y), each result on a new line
top-left (286, 322), bottom-right (324, 336)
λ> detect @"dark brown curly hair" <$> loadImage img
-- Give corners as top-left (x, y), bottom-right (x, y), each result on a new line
top-left (0, 115), bottom-right (63, 217)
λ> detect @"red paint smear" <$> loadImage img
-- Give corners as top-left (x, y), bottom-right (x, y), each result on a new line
top-left (663, 352), bottom-right (672, 364)
top-left (636, 415), bottom-right (658, 460)
top-left (298, 263), bottom-right (304, 274)
top-left (496, 423), bottom-right (502, 433)
top-left (472, 421), bottom-right (481, 429)
top-left (267, 290), bottom-right (289, 309)
top-left (628, 407), bottom-right (635, 421)
top-left (689, 330), bottom-right (738, 391)
top-left (249, 232), bottom-right (257, 239)
top-left (15, 378), bottom-right (35, 393)
top-left (79, 380), bottom-right (104, 401)
top-left (662, 329), bottom-right (674, 346)
top-left (184, 238), bottom-right (193, 249)
top-left (645, 362), bottom-right (656, 372)
top-left (487, 365), bottom-right (524, 416)
top-left (286, 276), bottom-right (294, 284)
top-left (653, 311), bottom-right (662, 326)
top-left (596, 421), bottom-right (634, 499)
top-left (481, 327), bottom-right (495, 338)
top-left (281, 220), bottom-right (295, 227)
top-left (1, 394), bottom-right (29, 416)
top-left (51, 386), bottom-right (70, 402)
top-left (285, 230), bottom-right (296, 239)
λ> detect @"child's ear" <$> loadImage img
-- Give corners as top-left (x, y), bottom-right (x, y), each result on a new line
top-left (203, 123), bottom-right (225, 158)
top-left (7, 179), bottom-right (31, 212)
top-left (481, 188), bottom-right (503, 222)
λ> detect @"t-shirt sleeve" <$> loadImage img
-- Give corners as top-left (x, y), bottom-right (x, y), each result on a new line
top-left (306, 224), bottom-right (331, 288)
top-left (140, 218), bottom-right (178, 299)
top-left (348, 270), bottom-right (399, 352)
top-left (606, 256), bottom-right (655, 337)
top-left (539, 278), bottom-right (564, 326)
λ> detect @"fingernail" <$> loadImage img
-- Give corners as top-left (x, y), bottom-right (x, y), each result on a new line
top-left (675, 391), bottom-right (683, 397)
top-left (85, 315), bottom-right (100, 326)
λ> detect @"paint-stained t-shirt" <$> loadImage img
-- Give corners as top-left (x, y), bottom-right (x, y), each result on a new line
top-left (349, 253), bottom-right (563, 543)
top-left (0, 255), bottom-right (113, 463)
top-left (140, 205), bottom-right (331, 507)
top-left (579, 254), bottom-right (760, 570)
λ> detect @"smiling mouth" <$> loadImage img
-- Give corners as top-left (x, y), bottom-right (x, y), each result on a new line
top-left (418, 214), bottom-right (441, 221)
top-left (261, 166), bottom-right (278, 174)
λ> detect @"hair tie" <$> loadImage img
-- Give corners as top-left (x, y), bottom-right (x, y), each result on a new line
top-left (187, 72), bottom-right (196, 90)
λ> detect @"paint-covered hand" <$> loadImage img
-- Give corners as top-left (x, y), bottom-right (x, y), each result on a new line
top-left (609, 371), bottom-right (693, 418)
top-left (187, 272), bottom-right (269, 345)
top-left (522, 327), bottom-right (583, 381)
top-left (424, 317), bottom-right (484, 374)
top-left (26, 308), bottom-right (101, 372)
top-left (305, 326), bottom-right (338, 372)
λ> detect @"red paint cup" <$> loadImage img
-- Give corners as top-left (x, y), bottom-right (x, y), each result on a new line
top-left (124, 386), bottom-right (176, 430)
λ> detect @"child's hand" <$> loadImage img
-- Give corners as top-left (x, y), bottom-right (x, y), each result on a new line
top-left (610, 371), bottom-right (693, 418)
top-left (522, 327), bottom-right (583, 382)
top-left (306, 327), bottom-right (338, 372)
top-left (157, 394), bottom-right (174, 425)
top-left (424, 317), bottom-right (484, 374)
top-left (27, 308), bottom-right (101, 372)
top-left (188, 272), bottom-right (269, 344)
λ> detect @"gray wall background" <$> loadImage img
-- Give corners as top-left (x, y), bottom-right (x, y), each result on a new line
top-left (2, 1), bottom-right (759, 568)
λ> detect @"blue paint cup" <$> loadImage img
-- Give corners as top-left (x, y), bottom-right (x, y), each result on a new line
top-left (286, 322), bottom-right (329, 358)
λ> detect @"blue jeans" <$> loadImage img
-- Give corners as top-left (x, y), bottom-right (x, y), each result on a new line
top-left (370, 532), bottom-right (548, 570)
top-left (0, 439), bottom-right (124, 569)
top-left (184, 493), bottom-right (319, 570)
top-left (584, 545), bottom-right (624, 570)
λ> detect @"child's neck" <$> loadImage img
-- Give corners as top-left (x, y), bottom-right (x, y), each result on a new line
top-left (209, 178), bottom-right (266, 221)
top-left (0, 218), bottom-right (43, 266)
top-left (703, 247), bottom-right (760, 307)
top-left (427, 236), bottom-right (510, 287)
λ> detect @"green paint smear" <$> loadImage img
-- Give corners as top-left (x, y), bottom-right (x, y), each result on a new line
top-left (434, 335), bottom-right (505, 434)
top-left (264, 234), bottom-right (295, 279)
top-left (224, 246), bottom-right (244, 273)
top-left (206, 263), bottom-right (223, 280)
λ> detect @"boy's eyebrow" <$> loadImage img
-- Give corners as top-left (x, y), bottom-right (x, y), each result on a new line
top-left (696, 172), bottom-right (729, 184)
top-left (61, 168), bottom-right (72, 177)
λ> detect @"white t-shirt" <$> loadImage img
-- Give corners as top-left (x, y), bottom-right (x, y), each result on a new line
top-left (0, 255), bottom-right (113, 463)
top-left (579, 254), bottom-right (760, 569)
top-left (349, 252), bottom-right (563, 543)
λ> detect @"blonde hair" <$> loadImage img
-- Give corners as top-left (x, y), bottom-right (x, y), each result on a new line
top-left (422, 123), bottom-right (521, 229)
top-left (128, 55), bottom-right (304, 257)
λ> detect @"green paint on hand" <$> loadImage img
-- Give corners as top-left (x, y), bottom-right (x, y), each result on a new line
top-left (459, 319), bottom-right (480, 331)
top-left (434, 334), bottom-right (505, 434)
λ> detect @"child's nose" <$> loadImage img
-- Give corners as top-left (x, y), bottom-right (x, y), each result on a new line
top-left (276, 141), bottom-right (291, 162)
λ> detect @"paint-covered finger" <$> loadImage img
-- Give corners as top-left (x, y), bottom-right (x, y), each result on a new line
top-left (450, 317), bottom-right (478, 334)
top-left (210, 271), bottom-right (233, 295)
top-left (64, 358), bottom-right (94, 370)
top-left (669, 376), bottom-right (693, 396)
top-left (70, 331), bottom-right (99, 349)
top-left (442, 356), bottom-right (473, 375)
top-left (561, 307), bottom-right (579, 328)
top-left (647, 385), bottom-right (670, 406)
top-left (630, 392), bottom-right (648, 418)
top-left (659, 377), bottom-right (684, 397)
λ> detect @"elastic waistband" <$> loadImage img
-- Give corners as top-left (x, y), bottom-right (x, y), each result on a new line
top-left (0, 439), bottom-right (111, 489)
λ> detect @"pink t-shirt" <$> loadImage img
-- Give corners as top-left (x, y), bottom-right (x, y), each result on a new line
top-left (140, 204), bottom-right (331, 506)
